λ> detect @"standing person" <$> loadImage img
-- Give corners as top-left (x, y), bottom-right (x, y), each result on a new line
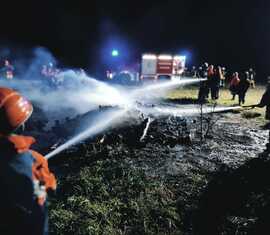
top-left (208, 65), bottom-right (219, 100)
top-left (198, 62), bottom-right (213, 102)
top-left (198, 62), bottom-right (209, 78)
top-left (212, 66), bottom-right (222, 99)
top-left (208, 65), bottom-right (215, 89)
top-left (244, 71), bottom-right (250, 80)
top-left (237, 72), bottom-right (251, 105)
top-left (220, 67), bottom-right (226, 87)
top-left (41, 65), bottom-right (48, 77)
top-left (257, 78), bottom-right (270, 152)
top-left (229, 72), bottom-right (240, 100)
top-left (198, 63), bottom-right (210, 102)
top-left (249, 68), bottom-right (256, 88)
top-left (191, 66), bottom-right (197, 78)
top-left (198, 66), bottom-right (203, 78)
top-left (203, 62), bottom-right (209, 78)
top-left (0, 87), bottom-right (56, 235)
top-left (1, 60), bottom-right (14, 79)
top-left (198, 79), bottom-right (209, 102)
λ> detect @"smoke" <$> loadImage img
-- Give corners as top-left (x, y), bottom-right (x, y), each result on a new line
top-left (0, 47), bottom-right (133, 122)
top-left (24, 47), bottom-right (57, 80)
top-left (0, 47), bottom-right (204, 122)
top-left (0, 47), bottom-right (202, 124)
top-left (0, 47), bottom-right (206, 159)
top-left (0, 47), bottom-right (11, 59)
top-left (45, 78), bottom-right (203, 158)
top-left (34, 70), bottom-right (130, 114)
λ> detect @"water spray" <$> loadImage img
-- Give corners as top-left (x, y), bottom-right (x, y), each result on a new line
top-left (139, 105), bottom-right (242, 118)
top-left (44, 78), bottom-right (203, 160)
top-left (131, 78), bottom-right (204, 101)
top-left (211, 106), bottom-right (242, 113)
top-left (45, 109), bottom-right (127, 160)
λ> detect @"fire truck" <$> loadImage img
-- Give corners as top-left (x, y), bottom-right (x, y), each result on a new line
top-left (141, 54), bottom-right (186, 80)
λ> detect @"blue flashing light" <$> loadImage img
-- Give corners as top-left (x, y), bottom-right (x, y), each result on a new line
top-left (112, 49), bottom-right (119, 57)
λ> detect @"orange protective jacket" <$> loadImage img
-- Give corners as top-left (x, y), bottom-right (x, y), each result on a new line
top-left (3, 135), bottom-right (56, 205)
top-left (230, 76), bottom-right (240, 87)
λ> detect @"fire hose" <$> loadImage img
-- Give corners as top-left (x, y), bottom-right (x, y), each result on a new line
top-left (43, 105), bottom-right (259, 161)
top-left (242, 104), bottom-right (258, 109)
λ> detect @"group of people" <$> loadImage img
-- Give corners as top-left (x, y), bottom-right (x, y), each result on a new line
top-left (198, 63), bottom-right (226, 102)
top-left (41, 62), bottom-right (88, 88)
top-left (0, 58), bottom-right (266, 235)
top-left (0, 75), bottom-right (268, 234)
top-left (0, 60), bottom-right (88, 89)
top-left (197, 62), bottom-right (256, 105)
top-left (229, 71), bottom-right (251, 105)
top-left (41, 62), bottom-right (61, 83)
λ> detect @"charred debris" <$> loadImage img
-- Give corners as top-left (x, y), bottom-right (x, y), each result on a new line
top-left (25, 102), bottom-right (270, 234)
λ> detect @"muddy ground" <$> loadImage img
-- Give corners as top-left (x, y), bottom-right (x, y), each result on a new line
top-left (28, 103), bottom-right (270, 234)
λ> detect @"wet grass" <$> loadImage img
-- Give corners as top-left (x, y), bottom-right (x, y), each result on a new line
top-left (168, 85), bottom-right (267, 122)
top-left (48, 137), bottom-right (209, 235)
top-left (49, 157), bottom-right (194, 235)
top-left (47, 85), bottom-right (269, 235)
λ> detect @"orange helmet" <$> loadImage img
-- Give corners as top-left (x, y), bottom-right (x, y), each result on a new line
top-left (0, 87), bottom-right (33, 134)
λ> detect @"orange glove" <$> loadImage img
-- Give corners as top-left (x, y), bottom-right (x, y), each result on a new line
top-left (31, 150), bottom-right (57, 191)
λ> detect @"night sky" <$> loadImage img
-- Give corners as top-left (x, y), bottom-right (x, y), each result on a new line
top-left (0, 0), bottom-right (269, 79)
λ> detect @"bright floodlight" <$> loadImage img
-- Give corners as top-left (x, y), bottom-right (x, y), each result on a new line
top-left (142, 54), bottom-right (157, 60)
top-left (112, 49), bottom-right (119, 57)
top-left (174, 55), bottom-right (186, 60)
top-left (158, 55), bottom-right (172, 60)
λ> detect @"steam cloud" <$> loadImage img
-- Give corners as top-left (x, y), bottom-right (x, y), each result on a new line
top-left (0, 47), bottom-right (132, 122)
top-left (0, 47), bottom-right (205, 159)
top-left (0, 47), bottom-right (201, 123)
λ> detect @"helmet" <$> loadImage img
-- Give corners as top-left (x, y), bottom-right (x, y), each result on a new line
top-left (0, 87), bottom-right (33, 134)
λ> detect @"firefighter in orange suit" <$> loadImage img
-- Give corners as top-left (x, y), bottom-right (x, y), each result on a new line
top-left (257, 79), bottom-right (270, 152)
top-left (0, 87), bottom-right (56, 235)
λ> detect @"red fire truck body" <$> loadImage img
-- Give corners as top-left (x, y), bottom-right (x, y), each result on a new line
top-left (141, 54), bottom-right (186, 80)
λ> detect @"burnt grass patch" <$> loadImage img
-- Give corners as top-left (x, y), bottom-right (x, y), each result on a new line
top-left (44, 109), bottom-right (270, 235)
top-left (163, 97), bottom-right (200, 105)
top-left (194, 157), bottom-right (270, 235)
top-left (241, 111), bottom-right (262, 119)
